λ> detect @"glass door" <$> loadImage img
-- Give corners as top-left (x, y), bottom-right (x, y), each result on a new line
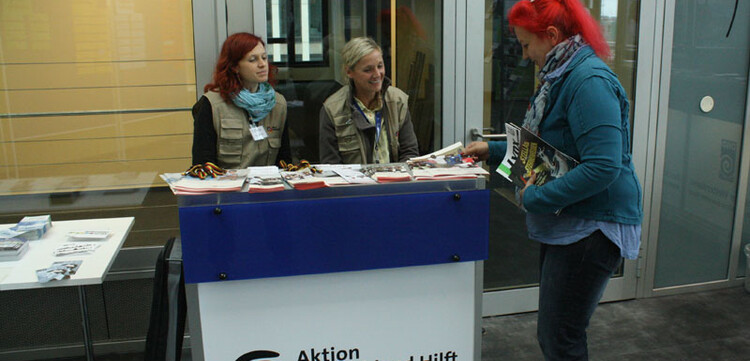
top-left (645, 0), bottom-right (750, 295)
top-left (478, 0), bottom-right (642, 315)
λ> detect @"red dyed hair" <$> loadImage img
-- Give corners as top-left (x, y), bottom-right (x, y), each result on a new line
top-left (204, 32), bottom-right (277, 101)
top-left (508, 0), bottom-right (611, 59)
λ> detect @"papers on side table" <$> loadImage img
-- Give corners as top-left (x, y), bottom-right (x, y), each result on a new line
top-left (0, 238), bottom-right (29, 261)
top-left (36, 260), bottom-right (83, 283)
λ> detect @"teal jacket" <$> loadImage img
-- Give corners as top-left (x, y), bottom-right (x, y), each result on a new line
top-left (489, 47), bottom-right (642, 225)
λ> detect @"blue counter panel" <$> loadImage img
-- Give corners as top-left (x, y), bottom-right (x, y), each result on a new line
top-left (179, 189), bottom-right (489, 284)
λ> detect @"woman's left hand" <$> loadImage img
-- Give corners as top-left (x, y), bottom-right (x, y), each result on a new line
top-left (519, 171), bottom-right (537, 205)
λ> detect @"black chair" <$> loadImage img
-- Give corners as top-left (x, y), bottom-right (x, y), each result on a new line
top-left (145, 237), bottom-right (186, 361)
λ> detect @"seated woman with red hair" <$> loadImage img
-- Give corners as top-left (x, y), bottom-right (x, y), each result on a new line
top-left (192, 32), bottom-right (291, 169)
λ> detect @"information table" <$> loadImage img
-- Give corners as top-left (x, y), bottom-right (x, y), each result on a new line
top-left (0, 217), bottom-right (135, 361)
top-left (178, 179), bottom-right (489, 361)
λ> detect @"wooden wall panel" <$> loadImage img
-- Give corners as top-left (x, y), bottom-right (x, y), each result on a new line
top-left (0, 61), bottom-right (196, 90)
top-left (0, 86), bottom-right (194, 114)
top-left (0, 158), bottom-right (191, 193)
top-left (0, 0), bottom-right (195, 253)
top-left (0, 0), bottom-right (194, 63)
top-left (2, 112), bottom-right (192, 141)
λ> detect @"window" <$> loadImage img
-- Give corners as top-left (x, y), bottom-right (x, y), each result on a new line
top-left (266, 0), bottom-right (329, 66)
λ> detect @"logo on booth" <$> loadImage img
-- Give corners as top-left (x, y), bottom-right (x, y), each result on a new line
top-left (236, 350), bottom-right (280, 361)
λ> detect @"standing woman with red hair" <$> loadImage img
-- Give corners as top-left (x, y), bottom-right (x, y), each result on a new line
top-left (192, 32), bottom-right (290, 169)
top-left (464, 1), bottom-right (642, 359)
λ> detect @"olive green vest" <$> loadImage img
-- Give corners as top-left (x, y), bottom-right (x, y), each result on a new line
top-left (204, 91), bottom-right (287, 168)
top-left (322, 85), bottom-right (409, 164)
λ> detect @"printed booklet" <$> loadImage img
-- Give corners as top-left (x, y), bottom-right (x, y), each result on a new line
top-left (497, 123), bottom-right (578, 188)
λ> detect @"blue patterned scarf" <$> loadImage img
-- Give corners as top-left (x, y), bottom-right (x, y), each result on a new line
top-left (232, 82), bottom-right (277, 123)
top-left (522, 34), bottom-right (587, 134)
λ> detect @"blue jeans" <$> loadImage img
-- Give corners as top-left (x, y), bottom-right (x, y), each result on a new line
top-left (537, 230), bottom-right (622, 361)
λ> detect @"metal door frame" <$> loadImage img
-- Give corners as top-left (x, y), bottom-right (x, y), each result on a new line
top-left (639, 0), bottom-right (750, 298)
top-left (477, 0), bottom-right (656, 316)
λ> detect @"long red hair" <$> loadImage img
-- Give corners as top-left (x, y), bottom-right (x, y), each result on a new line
top-left (508, 0), bottom-right (611, 59)
top-left (204, 33), bottom-right (277, 101)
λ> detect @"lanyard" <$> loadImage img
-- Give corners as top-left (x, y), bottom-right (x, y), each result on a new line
top-left (353, 101), bottom-right (383, 145)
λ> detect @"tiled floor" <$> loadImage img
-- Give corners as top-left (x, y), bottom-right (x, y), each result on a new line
top-left (54, 286), bottom-right (750, 361)
top-left (482, 286), bottom-right (750, 361)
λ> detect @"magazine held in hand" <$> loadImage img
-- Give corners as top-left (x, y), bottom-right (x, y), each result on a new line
top-left (497, 123), bottom-right (578, 188)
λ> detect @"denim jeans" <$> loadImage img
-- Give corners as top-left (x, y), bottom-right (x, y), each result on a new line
top-left (537, 230), bottom-right (623, 361)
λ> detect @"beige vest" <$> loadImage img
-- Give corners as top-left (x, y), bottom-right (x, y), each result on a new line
top-left (204, 91), bottom-right (287, 168)
top-left (322, 86), bottom-right (409, 164)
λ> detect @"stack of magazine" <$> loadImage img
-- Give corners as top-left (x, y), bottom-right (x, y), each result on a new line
top-left (0, 238), bottom-right (28, 261)
top-left (0, 215), bottom-right (52, 241)
top-left (160, 169), bottom-right (247, 194)
top-left (408, 154), bottom-right (489, 180)
top-left (280, 168), bottom-right (328, 190)
top-left (247, 166), bottom-right (287, 193)
top-left (497, 123), bottom-right (578, 188)
top-left (360, 163), bottom-right (413, 182)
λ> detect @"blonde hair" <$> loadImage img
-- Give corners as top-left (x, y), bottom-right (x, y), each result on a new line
top-left (341, 37), bottom-right (382, 79)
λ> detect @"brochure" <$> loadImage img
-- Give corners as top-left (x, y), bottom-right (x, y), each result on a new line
top-left (36, 260), bottom-right (83, 283)
top-left (160, 169), bottom-right (247, 194)
top-left (280, 168), bottom-right (328, 190)
top-left (0, 238), bottom-right (29, 261)
top-left (246, 166), bottom-right (286, 193)
top-left (408, 155), bottom-right (489, 180)
top-left (496, 123), bottom-right (578, 188)
top-left (360, 163), bottom-right (412, 183)
top-left (66, 230), bottom-right (113, 241)
top-left (9, 215), bottom-right (51, 241)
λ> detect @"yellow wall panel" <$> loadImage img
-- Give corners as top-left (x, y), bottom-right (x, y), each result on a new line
top-left (3, 115), bottom-right (120, 141)
top-left (6, 134), bottom-right (191, 165)
top-left (1, 0), bottom-right (194, 63)
top-left (117, 86), bottom-right (196, 110)
top-left (2, 112), bottom-right (193, 142)
top-left (1, 85), bottom-right (195, 114)
top-left (0, 143), bottom-right (8, 169)
top-left (0, 158), bottom-right (191, 193)
top-left (120, 112), bottom-right (193, 136)
top-left (0, 61), bottom-right (196, 90)
top-left (0, 0), bottom-right (195, 198)
top-left (11, 139), bottom-right (121, 164)
top-left (123, 134), bottom-right (191, 160)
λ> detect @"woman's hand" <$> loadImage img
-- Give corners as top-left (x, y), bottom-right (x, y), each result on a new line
top-left (463, 141), bottom-right (490, 161)
top-left (519, 171), bottom-right (537, 205)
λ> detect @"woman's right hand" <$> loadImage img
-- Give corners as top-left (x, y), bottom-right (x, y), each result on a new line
top-left (463, 141), bottom-right (490, 161)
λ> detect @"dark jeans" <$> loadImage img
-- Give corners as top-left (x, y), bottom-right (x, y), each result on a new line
top-left (537, 230), bottom-right (622, 361)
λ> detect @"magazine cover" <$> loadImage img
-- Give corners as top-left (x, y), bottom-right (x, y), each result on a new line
top-left (496, 123), bottom-right (578, 188)
top-left (360, 163), bottom-right (412, 182)
top-left (246, 166), bottom-right (286, 193)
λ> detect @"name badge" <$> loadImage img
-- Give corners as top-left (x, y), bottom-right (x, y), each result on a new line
top-left (250, 123), bottom-right (268, 141)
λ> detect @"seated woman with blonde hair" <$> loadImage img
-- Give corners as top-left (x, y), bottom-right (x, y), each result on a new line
top-left (319, 37), bottom-right (418, 164)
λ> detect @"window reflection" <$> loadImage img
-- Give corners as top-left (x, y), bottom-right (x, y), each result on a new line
top-left (0, 0), bottom-right (192, 246)
top-left (270, 0), bottom-right (442, 163)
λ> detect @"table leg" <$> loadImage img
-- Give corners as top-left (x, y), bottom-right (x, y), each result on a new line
top-left (77, 285), bottom-right (95, 361)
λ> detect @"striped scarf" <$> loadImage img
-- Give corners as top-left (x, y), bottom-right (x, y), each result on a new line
top-left (522, 34), bottom-right (587, 134)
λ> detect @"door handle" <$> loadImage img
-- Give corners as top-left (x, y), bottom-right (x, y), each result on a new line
top-left (470, 128), bottom-right (506, 141)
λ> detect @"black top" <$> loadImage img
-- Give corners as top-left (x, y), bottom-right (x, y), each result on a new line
top-left (190, 96), bottom-right (292, 166)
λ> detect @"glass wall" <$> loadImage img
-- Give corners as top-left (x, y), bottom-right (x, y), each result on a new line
top-left (264, 0), bottom-right (443, 163)
top-left (654, 0), bottom-right (749, 288)
top-left (481, 0), bottom-right (640, 291)
top-left (0, 0), bottom-right (194, 247)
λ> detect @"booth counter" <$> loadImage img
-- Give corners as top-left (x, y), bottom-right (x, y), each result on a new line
top-left (178, 178), bottom-right (489, 361)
